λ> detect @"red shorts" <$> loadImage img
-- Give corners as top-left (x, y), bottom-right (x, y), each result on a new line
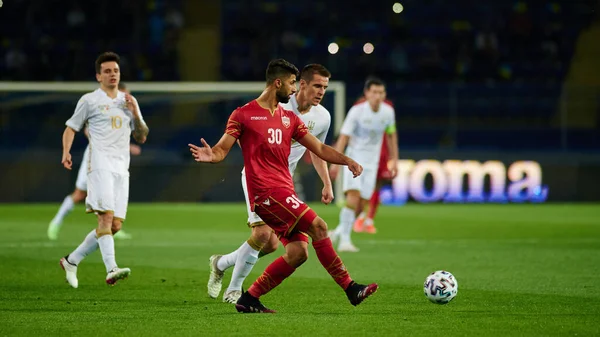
top-left (253, 188), bottom-right (317, 245)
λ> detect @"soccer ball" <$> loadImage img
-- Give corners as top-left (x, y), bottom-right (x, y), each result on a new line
top-left (423, 270), bottom-right (458, 304)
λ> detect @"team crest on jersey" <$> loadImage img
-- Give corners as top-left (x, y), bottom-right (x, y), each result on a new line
top-left (307, 120), bottom-right (315, 132)
top-left (99, 104), bottom-right (110, 113)
top-left (281, 115), bottom-right (290, 128)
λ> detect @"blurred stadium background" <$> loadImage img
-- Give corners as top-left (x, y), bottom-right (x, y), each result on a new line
top-left (1, 0), bottom-right (599, 203)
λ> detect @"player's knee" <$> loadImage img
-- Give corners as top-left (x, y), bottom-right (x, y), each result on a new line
top-left (345, 191), bottom-right (361, 209)
top-left (261, 234), bottom-right (279, 254)
top-left (251, 225), bottom-right (272, 246)
top-left (111, 219), bottom-right (123, 234)
top-left (307, 217), bottom-right (328, 240)
top-left (97, 212), bottom-right (114, 229)
top-left (285, 243), bottom-right (309, 267)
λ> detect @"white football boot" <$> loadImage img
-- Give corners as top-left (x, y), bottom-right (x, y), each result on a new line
top-left (338, 242), bottom-right (360, 253)
top-left (223, 289), bottom-right (242, 304)
top-left (207, 255), bottom-right (224, 299)
top-left (106, 267), bottom-right (131, 285)
top-left (59, 256), bottom-right (78, 288)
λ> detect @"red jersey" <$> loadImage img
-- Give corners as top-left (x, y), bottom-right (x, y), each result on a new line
top-left (225, 100), bottom-right (309, 209)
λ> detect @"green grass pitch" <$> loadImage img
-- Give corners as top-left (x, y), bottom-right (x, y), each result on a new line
top-left (0, 203), bottom-right (599, 336)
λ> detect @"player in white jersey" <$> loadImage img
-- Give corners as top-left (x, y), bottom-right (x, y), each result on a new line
top-left (58, 52), bottom-right (149, 288)
top-left (329, 77), bottom-right (399, 252)
top-left (207, 64), bottom-right (333, 303)
top-left (47, 82), bottom-right (140, 241)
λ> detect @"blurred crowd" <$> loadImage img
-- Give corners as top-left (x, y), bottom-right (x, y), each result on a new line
top-left (220, 0), bottom-right (596, 83)
top-left (0, 0), bottom-right (183, 81)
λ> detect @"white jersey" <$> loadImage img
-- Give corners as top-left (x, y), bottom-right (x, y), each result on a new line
top-left (281, 94), bottom-right (331, 174)
top-left (66, 88), bottom-right (143, 176)
top-left (241, 94), bottom-right (331, 176)
top-left (340, 101), bottom-right (395, 169)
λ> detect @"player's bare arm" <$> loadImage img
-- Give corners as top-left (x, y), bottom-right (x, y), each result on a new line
top-left (329, 134), bottom-right (350, 179)
top-left (189, 133), bottom-right (237, 163)
top-left (309, 152), bottom-right (334, 204)
top-left (386, 131), bottom-right (399, 178)
top-left (61, 126), bottom-right (77, 170)
top-left (298, 133), bottom-right (362, 178)
top-left (125, 94), bottom-right (149, 144)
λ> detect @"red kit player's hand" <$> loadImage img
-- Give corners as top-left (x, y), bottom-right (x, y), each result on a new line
top-left (188, 138), bottom-right (214, 162)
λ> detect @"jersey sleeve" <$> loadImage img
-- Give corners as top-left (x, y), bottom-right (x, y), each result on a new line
top-left (129, 96), bottom-right (145, 130)
top-left (65, 96), bottom-right (90, 132)
top-left (385, 108), bottom-right (397, 135)
top-left (339, 106), bottom-right (358, 137)
top-left (291, 113), bottom-right (309, 141)
top-left (225, 108), bottom-right (244, 139)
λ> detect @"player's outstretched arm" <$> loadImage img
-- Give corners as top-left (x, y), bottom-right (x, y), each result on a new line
top-left (189, 133), bottom-right (237, 163)
top-left (61, 126), bottom-right (76, 170)
top-left (298, 133), bottom-right (362, 178)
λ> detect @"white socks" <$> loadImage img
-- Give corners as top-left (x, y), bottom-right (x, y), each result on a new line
top-left (98, 234), bottom-right (118, 273)
top-left (339, 207), bottom-right (356, 245)
top-left (227, 242), bottom-right (259, 292)
top-left (68, 229), bottom-right (98, 265)
top-left (218, 247), bottom-right (239, 272)
top-left (51, 195), bottom-right (75, 225)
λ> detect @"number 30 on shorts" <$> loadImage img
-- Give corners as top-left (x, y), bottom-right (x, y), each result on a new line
top-left (286, 195), bottom-right (304, 209)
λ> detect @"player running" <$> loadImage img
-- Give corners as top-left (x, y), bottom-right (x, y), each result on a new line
top-left (329, 77), bottom-right (399, 252)
top-left (189, 59), bottom-right (378, 313)
top-left (207, 64), bottom-right (333, 304)
top-left (59, 52), bottom-right (149, 288)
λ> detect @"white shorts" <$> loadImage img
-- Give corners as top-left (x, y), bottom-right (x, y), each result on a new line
top-left (241, 171), bottom-right (265, 226)
top-left (75, 146), bottom-right (91, 191)
top-left (86, 170), bottom-right (129, 220)
top-left (342, 166), bottom-right (377, 199)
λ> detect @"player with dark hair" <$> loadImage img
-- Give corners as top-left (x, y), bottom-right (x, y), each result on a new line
top-left (207, 64), bottom-right (335, 304)
top-left (190, 59), bottom-right (378, 313)
top-left (59, 52), bottom-right (149, 288)
top-left (329, 77), bottom-right (399, 251)
top-left (47, 81), bottom-right (140, 241)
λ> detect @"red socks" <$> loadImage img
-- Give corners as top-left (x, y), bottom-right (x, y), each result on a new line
top-left (248, 238), bottom-right (354, 298)
top-left (367, 190), bottom-right (380, 220)
top-left (248, 256), bottom-right (295, 298)
top-left (313, 237), bottom-right (353, 290)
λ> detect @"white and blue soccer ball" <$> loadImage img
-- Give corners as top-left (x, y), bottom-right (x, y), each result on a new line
top-left (424, 270), bottom-right (458, 304)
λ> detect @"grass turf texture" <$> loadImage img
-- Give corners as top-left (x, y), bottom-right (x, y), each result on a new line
top-left (0, 203), bottom-right (599, 336)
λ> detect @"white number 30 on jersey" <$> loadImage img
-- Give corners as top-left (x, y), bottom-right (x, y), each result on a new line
top-left (286, 195), bottom-right (304, 209)
top-left (267, 128), bottom-right (282, 144)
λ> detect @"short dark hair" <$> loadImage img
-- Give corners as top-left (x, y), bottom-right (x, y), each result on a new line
top-left (266, 59), bottom-right (299, 84)
top-left (364, 76), bottom-right (385, 91)
top-left (300, 64), bottom-right (331, 83)
top-left (95, 52), bottom-right (120, 74)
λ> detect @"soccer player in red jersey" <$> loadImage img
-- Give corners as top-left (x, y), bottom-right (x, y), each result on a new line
top-left (189, 59), bottom-right (379, 313)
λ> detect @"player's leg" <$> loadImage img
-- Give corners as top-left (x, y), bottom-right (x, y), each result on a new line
top-left (237, 233), bottom-right (308, 313)
top-left (359, 167), bottom-right (379, 234)
top-left (222, 227), bottom-right (278, 303)
top-left (48, 153), bottom-right (89, 240)
top-left (336, 190), bottom-right (363, 252)
top-left (364, 179), bottom-right (386, 233)
top-left (307, 216), bottom-right (379, 306)
top-left (59, 168), bottom-right (102, 288)
top-left (330, 168), bottom-right (363, 249)
top-left (99, 171), bottom-right (130, 285)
